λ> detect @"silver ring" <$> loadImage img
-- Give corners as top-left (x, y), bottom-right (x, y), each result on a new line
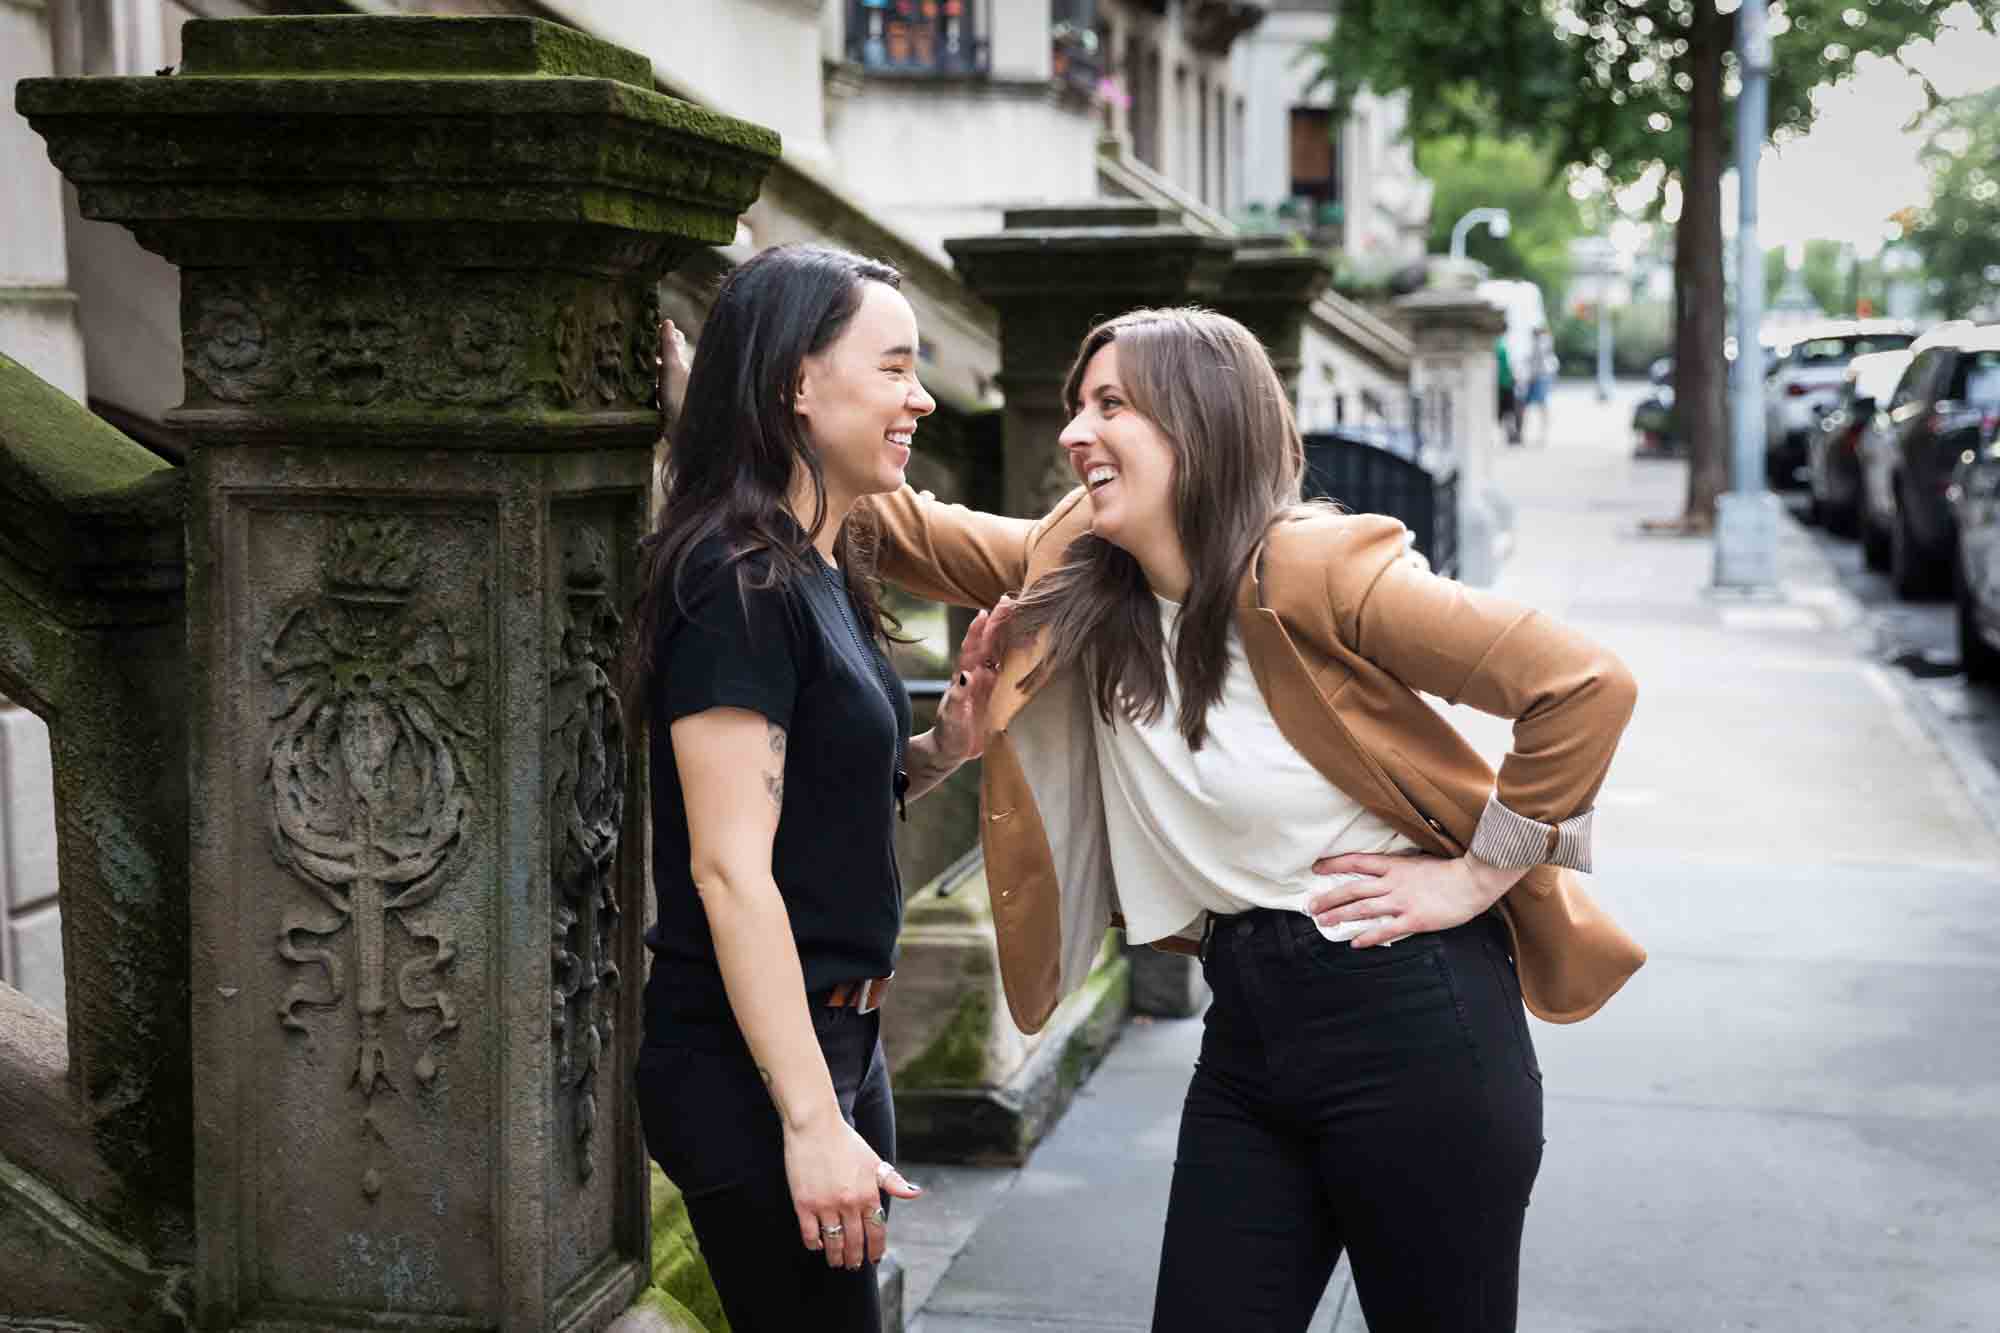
top-left (865, 1207), bottom-right (887, 1226)
top-left (820, 1222), bottom-right (844, 1237)
top-left (982, 658), bottom-right (999, 671)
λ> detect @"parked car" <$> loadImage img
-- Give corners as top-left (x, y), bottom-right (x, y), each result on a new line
top-left (1764, 320), bottom-right (1918, 488)
top-left (1860, 323), bottom-right (2000, 597)
top-left (1954, 413), bottom-right (2000, 683)
top-left (1805, 348), bottom-right (1912, 535)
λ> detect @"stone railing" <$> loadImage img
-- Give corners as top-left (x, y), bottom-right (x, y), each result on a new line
top-left (0, 348), bottom-right (194, 1324)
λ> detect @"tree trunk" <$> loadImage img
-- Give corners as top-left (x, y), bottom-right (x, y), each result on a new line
top-left (1679, 0), bottom-right (1731, 529)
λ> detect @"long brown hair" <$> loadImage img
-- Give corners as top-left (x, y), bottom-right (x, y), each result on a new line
top-left (1011, 307), bottom-right (1305, 750)
top-left (622, 245), bottom-right (905, 709)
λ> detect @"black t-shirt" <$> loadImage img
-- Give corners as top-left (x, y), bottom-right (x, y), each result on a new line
top-left (643, 530), bottom-right (911, 1027)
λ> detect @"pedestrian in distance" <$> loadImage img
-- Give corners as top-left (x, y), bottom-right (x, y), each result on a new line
top-left (1523, 324), bottom-right (1559, 447)
top-left (858, 306), bottom-right (1645, 1333)
top-left (625, 243), bottom-right (1007, 1332)
top-left (1496, 332), bottom-right (1522, 446)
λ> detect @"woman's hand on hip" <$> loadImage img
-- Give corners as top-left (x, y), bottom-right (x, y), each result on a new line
top-left (930, 597), bottom-right (1015, 765)
top-left (784, 1113), bottom-right (922, 1270)
top-left (1306, 851), bottom-right (1529, 949)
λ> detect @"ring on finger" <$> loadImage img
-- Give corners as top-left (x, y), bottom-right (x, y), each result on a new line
top-left (865, 1206), bottom-right (887, 1226)
top-left (820, 1221), bottom-right (845, 1238)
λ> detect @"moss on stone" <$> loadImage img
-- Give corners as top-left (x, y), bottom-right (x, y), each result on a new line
top-left (0, 351), bottom-right (167, 507)
top-left (179, 16), bottom-right (653, 89)
top-left (649, 1165), bottom-right (730, 1333)
top-left (895, 984), bottom-right (995, 1090)
top-left (630, 1284), bottom-right (711, 1332)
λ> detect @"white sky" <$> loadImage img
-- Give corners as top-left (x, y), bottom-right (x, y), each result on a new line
top-left (1754, 4), bottom-right (2000, 253)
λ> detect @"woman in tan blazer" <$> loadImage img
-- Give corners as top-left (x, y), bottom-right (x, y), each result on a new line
top-left (853, 307), bottom-right (1644, 1332)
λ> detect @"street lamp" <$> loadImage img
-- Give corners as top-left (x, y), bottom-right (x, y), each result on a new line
top-left (1449, 207), bottom-right (1511, 262)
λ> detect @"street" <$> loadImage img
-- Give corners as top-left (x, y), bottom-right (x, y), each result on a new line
top-left (899, 379), bottom-right (2000, 1333)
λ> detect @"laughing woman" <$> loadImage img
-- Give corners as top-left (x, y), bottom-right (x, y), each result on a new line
top-left (625, 244), bottom-right (1002, 1332)
top-left (853, 307), bottom-right (1646, 1332)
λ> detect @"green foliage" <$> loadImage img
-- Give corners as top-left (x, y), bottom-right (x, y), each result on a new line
top-left (1905, 87), bottom-right (2000, 319)
top-left (1551, 303), bottom-right (1673, 377)
top-left (1418, 135), bottom-right (1585, 303)
top-left (1313, 1), bottom-right (2000, 192)
top-left (1764, 238), bottom-right (1856, 316)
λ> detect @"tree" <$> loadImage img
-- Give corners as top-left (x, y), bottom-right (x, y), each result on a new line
top-left (1764, 238), bottom-right (1850, 317)
top-left (1419, 134), bottom-right (1588, 304)
top-left (1905, 88), bottom-right (2000, 319)
top-left (1312, 0), bottom-right (2000, 529)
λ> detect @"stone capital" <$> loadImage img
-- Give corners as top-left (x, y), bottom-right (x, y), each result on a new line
top-left (17, 15), bottom-right (780, 448)
top-left (947, 204), bottom-right (1235, 514)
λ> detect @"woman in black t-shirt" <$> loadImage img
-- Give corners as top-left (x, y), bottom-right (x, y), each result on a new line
top-left (623, 244), bottom-right (1004, 1332)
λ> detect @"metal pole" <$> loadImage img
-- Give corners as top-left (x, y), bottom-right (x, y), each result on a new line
top-left (1596, 282), bottom-right (1614, 401)
top-left (1714, 0), bottom-right (1778, 589)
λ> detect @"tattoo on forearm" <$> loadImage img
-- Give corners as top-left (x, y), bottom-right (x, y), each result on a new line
top-left (765, 724), bottom-right (787, 810)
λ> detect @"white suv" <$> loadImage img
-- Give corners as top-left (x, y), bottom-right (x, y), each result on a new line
top-left (1763, 320), bottom-right (1917, 487)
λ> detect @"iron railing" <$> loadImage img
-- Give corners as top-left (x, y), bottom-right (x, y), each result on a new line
top-left (849, 0), bottom-right (990, 76)
top-left (1301, 389), bottom-right (1459, 579)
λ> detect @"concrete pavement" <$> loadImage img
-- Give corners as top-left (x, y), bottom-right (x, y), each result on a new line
top-left (894, 380), bottom-right (2000, 1332)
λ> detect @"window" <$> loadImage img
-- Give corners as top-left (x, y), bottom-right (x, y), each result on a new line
top-left (1796, 333), bottom-right (1915, 367)
top-left (1051, 0), bottom-right (1101, 99)
top-left (1949, 350), bottom-right (2000, 407)
top-left (1129, 38), bottom-right (1160, 169)
top-left (849, 0), bottom-right (988, 76)
top-left (1289, 106), bottom-right (1341, 209)
top-left (1175, 64), bottom-right (1190, 183)
top-left (1197, 74), bottom-right (1210, 205)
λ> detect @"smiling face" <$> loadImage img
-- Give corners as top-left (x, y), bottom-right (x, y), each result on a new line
top-left (1061, 342), bottom-right (1181, 559)
top-left (795, 280), bottom-right (935, 507)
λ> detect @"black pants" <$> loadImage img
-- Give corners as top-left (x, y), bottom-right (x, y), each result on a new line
top-left (635, 992), bottom-right (894, 1333)
top-left (1152, 909), bottom-right (1544, 1333)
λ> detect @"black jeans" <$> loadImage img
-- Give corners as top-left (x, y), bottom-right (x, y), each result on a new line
top-left (1152, 909), bottom-right (1544, 1333)
top-left (635, 991), bottom-right (894, 1333)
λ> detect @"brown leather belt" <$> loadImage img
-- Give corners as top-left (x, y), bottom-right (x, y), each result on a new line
top-left (823, 974), bottom-right (893, 1014)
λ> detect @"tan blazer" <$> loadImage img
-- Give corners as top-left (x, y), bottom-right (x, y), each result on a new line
top-left (864, 485), bottom-right (1645, 1034)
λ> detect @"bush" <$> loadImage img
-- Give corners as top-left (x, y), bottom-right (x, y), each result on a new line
top-left (1551, 302), bottom-right (1672, 377)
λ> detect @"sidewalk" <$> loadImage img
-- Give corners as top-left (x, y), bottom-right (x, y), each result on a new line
top-left (895, 380), bottom-right (2000, 1331)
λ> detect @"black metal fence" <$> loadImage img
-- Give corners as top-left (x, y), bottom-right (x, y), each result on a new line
top-left (1301, 389), bottom-right (1459, 579)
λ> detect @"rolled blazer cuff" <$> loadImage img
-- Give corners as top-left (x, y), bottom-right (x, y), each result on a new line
top-left (1468, 793), bottom-right (1594, 873)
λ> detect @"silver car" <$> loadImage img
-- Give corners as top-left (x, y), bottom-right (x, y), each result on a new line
top-left (1763, 320), bottom-right (1917, 488)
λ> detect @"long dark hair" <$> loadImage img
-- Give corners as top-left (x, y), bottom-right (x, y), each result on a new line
top-left (623, 244), bottom-right (906, 708)
top-left (1011, 307), bottom-right (1306, 750)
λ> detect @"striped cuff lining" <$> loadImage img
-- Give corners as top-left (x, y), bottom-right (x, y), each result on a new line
top-left (1467, 793), bottom-right (1594, 873)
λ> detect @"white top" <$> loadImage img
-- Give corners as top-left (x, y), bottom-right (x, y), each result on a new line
top-left (1094, 597), bottom-right (1420, 946)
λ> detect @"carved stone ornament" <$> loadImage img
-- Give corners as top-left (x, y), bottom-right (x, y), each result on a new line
top-left (183, 279), bottom-right (647, 411)
top-left (263, 516), bottom-right (481, 1200)
top-left (555, 289), bottom-right (661, 410)
top-left (549, 524), bottom-right (625, 1182)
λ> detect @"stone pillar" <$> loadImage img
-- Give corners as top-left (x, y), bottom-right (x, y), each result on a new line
top-left (1216, 237), bottom-right (1331, 404)
top-left (946, 203), bottom-right (1237, 518)
top-left (20, 17), bottom-right (778, 1332)
top-left (940, 205), bottom-right (1233, 1026)
top-left (1395, 285), bottom-right (1510, 587)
